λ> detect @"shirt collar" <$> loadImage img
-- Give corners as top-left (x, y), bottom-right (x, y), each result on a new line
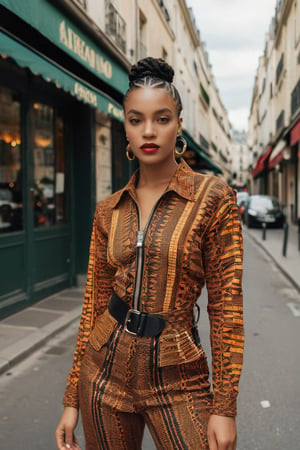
top-left (110, 159), bottom-right (196, 209)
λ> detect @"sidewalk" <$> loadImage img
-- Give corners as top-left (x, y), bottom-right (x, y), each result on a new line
top-left (244, 223), bottom-right (300, 292)
top-left (1, 225), bottom-right (299, 376)
top-left (0, 287), bottom-right (84, 374)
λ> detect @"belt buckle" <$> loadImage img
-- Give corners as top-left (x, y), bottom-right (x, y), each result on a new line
top-left (124, 308), bottom-right (141, 335)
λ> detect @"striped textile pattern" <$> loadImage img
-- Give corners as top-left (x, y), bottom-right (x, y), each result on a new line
top-left (63, 159), bottom-right (244, 429)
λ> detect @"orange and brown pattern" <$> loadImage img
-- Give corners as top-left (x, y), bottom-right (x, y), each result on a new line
top-left (79, 325), bottom-right (212, 449)
top-left (63, 159), bottom-right (244, 420)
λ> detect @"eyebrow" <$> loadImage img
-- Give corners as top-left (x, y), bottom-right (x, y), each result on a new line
top-left (126, 108), bottom-right (173, 115)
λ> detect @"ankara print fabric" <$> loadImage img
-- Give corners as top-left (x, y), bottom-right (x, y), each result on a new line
top-left (63, 159), bottom-right (244, 417)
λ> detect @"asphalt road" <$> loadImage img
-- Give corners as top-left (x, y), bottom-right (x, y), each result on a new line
top-left (0, 231), bottom-right (299, 450)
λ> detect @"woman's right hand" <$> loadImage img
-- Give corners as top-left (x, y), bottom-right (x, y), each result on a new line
top-left (55, 406), bottom-right (81, 450)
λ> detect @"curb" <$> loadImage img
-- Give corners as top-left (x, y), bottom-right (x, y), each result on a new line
top-left (0, 306), bottom-right (82, 375)
top-left (245, 229), bottom-right (300, 294)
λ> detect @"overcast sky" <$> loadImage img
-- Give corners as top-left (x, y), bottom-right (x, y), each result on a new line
top-left (186, 0), bottom-right (277, 131)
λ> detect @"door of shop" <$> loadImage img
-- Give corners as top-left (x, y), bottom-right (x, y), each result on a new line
top-left (0, 82), bottom-right (72, 317)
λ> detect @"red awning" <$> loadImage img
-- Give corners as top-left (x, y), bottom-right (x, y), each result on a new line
top-left (252, 155), bottom-right (264, 177)
top-left (268, 139), bottom-right (286, 169)
top-left (291, 119), bottom-right (300, 146)
top-left (269, 150), bottom-right (284, 169)
top-left (251, 146), bottom-right (272, 177)
top-left (261, 145), bottom-right (273, 163)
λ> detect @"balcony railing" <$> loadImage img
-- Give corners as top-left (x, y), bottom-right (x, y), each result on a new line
top-left (73, 0), bottom-right (87, 9)
top-left (105, 0), bottom-right (126, 53)
top-left (276, 53), bottom-right (284, 84)
top-left (291, 78), bottom-right (300, 116)
top-left (276, 109), bottom-right (285, 133)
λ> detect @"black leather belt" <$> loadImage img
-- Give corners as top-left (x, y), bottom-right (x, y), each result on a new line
top-left (108, 291), bottom-right (165, 337)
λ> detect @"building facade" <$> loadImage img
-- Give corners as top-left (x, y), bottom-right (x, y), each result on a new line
top-left (231, 130), bottom-right (252, 191)
top-left (0, 0), bottom-right (130, 317)
top-left (0, 0), bottom-right (233, 317)
top-left (249, 0), bottom-right (300, 224)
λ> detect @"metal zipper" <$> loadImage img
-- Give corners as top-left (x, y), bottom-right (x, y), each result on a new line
top-left (132, 194), bottom-right (166, 311)
top-left (132, 229), bottom-right (144, 310)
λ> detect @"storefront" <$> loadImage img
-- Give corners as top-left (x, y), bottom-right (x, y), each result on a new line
top-left (290, 119), bottom-right (300, 222)
top-left (182, 130), bottom-right (223, 175)
top-left (268, 135), bottom-right (298, 223)
top-left (0, 1), bottom-right (130, 317)
top-left (251, 146), bottom-right (273, 195)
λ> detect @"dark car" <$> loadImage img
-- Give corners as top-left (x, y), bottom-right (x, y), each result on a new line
top-left (243, 195), bottom-right (285, 228)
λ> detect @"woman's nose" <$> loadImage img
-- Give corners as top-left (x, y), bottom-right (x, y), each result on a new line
top-left (143, 121), bottom-right (156, 137)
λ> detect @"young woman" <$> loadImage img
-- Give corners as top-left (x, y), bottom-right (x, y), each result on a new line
top-left (55, 57), bottom-right (244, 450)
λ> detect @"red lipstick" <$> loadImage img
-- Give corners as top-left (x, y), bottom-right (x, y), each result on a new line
top-left (140, 143), bottom-right (160, 153)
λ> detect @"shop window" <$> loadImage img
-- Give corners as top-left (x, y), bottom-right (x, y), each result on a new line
top-left (33, 104), bottom-right (67, 227)
top-left (0, 87), bottom-right (22, 233)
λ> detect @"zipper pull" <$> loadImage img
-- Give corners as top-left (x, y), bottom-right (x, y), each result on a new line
top-left (137, 230), bottom-right (144, 247)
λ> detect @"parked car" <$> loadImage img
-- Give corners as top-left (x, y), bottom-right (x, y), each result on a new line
top-left (0, 188), bottom-right (22, 232)
top-left (243, 195), bottom-right (285, 228)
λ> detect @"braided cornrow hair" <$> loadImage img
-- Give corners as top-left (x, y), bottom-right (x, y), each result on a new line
top-left (123, 57), bottom-right (183, 117)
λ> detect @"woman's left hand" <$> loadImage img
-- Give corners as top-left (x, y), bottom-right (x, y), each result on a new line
top-left (207, 414), bottom-right (237, 450)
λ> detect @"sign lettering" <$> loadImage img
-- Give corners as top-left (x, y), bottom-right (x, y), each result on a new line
top-left (108, 103), bottom-right (124, 119)
top-left (60, 21), bottom-right (112, 79)
top-left (74, 82), bottom-right (97, 107)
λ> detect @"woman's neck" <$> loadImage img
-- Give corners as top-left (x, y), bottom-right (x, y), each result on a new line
top-left (137, 159), bottom-right (178, 189)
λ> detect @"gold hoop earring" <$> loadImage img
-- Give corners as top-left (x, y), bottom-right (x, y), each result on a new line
top-left (174, 136), bottom-right (187, 157)
top-left (126, 143), bottom-right (135, 161)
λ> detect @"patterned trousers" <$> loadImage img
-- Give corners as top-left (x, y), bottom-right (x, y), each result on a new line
top-left (79, 324), bottom-right (212, 449)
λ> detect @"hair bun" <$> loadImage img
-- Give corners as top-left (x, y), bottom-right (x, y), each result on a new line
top-left (129, 57), bottom-right (174, 85)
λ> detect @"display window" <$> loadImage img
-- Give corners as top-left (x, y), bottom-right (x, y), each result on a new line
top-left (32, 103), bottom-right (67, 227)
top-left (0, 86), bottom-right (22, 233)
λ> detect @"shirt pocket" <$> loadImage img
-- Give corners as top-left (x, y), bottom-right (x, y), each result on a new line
top-left (88, 309), bottom-right (117, 351)
top-left (159, 327), bottom-right (205, 367)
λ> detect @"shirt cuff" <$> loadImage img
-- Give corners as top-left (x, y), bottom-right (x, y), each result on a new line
top-left (63, 386), bottom-right (80, 409)
top-left (211, 392), bottom-right (237, 417)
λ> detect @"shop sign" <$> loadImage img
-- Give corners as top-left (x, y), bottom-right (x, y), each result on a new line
top-left (108, 102), bottom-right (124, 120)
top-left (74, 82), bottom-right (124, 119)
top-left (60, 21), bottom-right (112, 80)
top-left (0, 0), bottom-right (128, 93)
top-left (0, 28), bottom-right (124, 121)
top-left (74, 82), bottom-right (98, 107)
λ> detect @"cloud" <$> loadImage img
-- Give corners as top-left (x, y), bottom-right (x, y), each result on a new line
top-left (228, 108), bottom-right (250, 132)
top-left (188, 0), bottom-right (276, 52)
top-left (209, 49), bottom-right (261, 78)
top-left (186, 0), bottom-right (277, 130)
top-left (218, 81), bottom-right (255, 111)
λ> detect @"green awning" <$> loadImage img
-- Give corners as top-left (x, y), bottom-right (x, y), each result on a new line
top-left (0, 0), bottom-right (128, 94)
top-left (182, 131), bottom-right (223, 175)
top-left (0, 30), bottom-right (124, 120)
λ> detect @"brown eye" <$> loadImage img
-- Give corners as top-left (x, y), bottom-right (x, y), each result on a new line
top-left (158, 117), bottom-right (170, 123)
top-left (129, 118), bottom-right (141, 125)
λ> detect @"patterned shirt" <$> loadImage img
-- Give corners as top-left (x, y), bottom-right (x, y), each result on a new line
top-left (63, 159), bottom-right (244, 416)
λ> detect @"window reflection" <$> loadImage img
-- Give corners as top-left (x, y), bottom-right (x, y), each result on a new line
top-left (0, 87), bottom-right (22, 233)
top-left (33, 104), bottom-right (66, 227)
